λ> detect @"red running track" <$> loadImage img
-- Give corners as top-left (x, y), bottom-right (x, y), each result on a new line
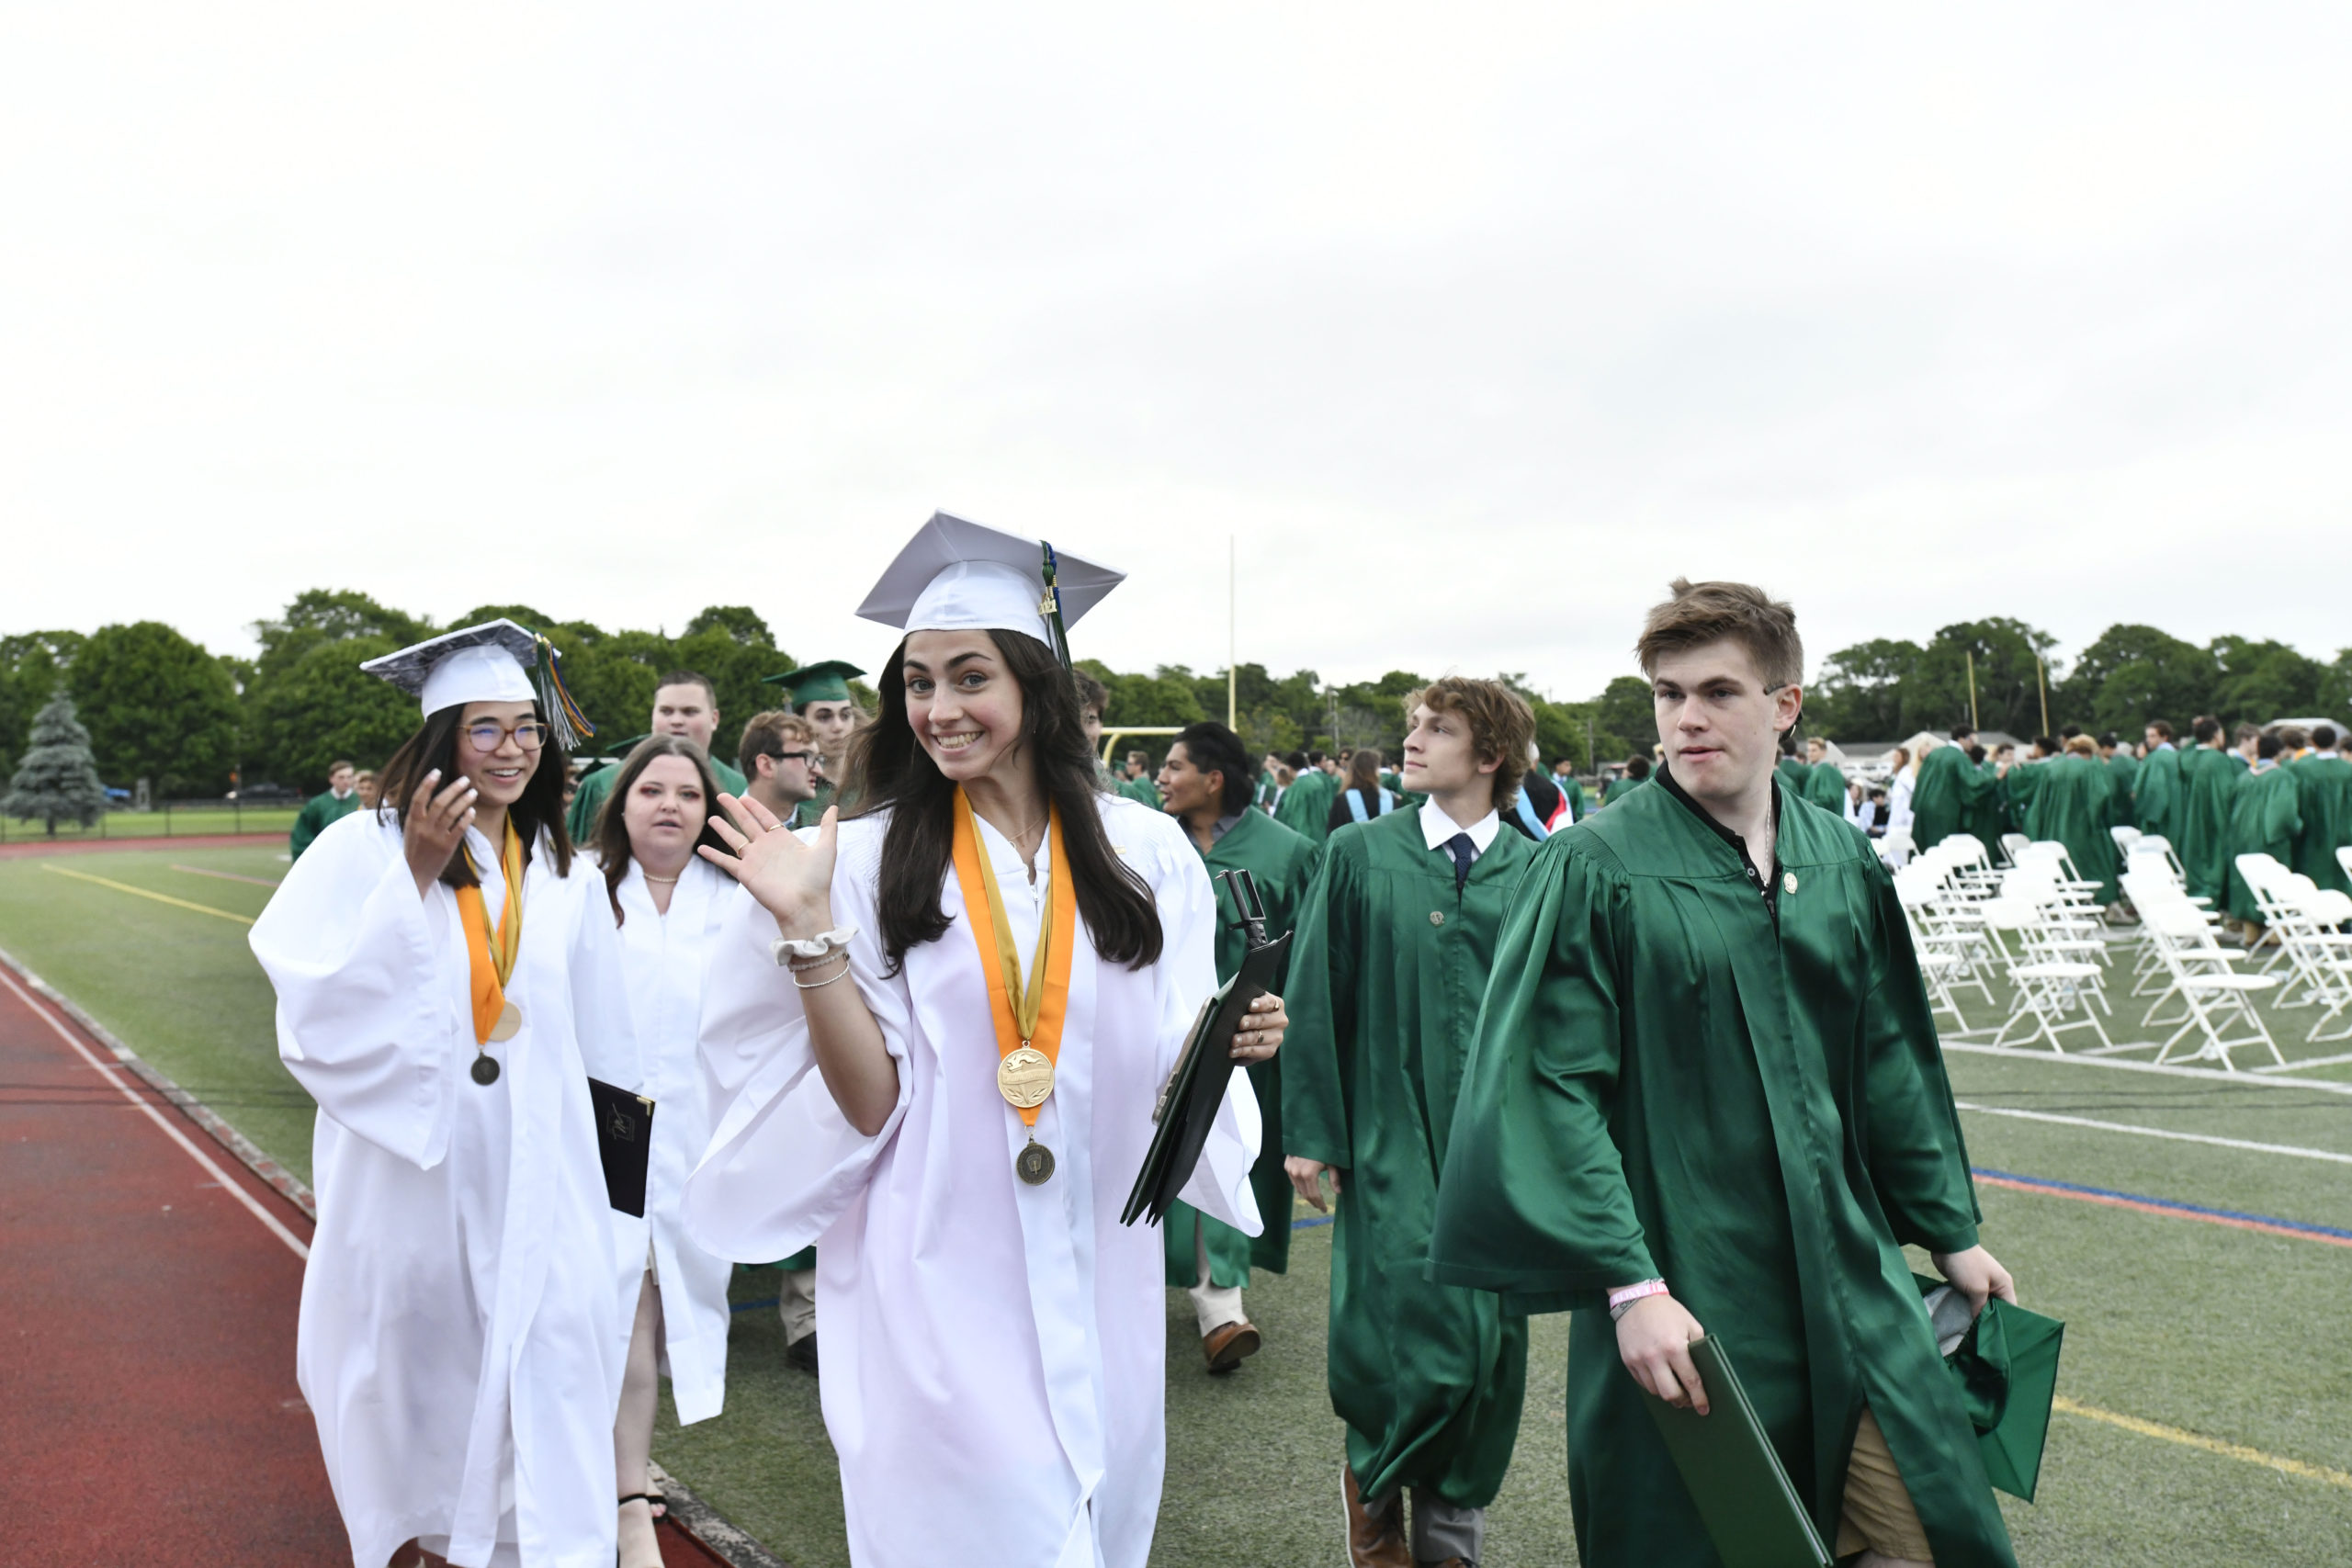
top-left (0, 964), bottom-right (340, 1567)
top-left (0, 967), bottom-right (739, 1568)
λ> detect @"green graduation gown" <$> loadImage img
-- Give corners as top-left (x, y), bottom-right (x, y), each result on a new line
top-left (2177, 746), bottom-right (2248, 902)
top-left (2104, 749), bottom-right (2140, 827)
top-left (2290, 755), bottom-right (2352, 895)
top-left (1283, 808), bottom-right (1532, 1508)
top-left (1160, 807), bottom-right (1322, 1289)
top-left (1775, 756), bottom-right (1811, 796)
top-left (2135, 745), bottom-right (2183, 841)
top-left (1804, 761), bottom-right (1849, 815)
top-left (1908, 745), bottom-right (1993, 852)
top-left (2224, 764), bottom-right (2303, 922)
top-left (1429, 775), bottom-right (2014, 1568)
top-left (2032, 756), bottom-right (2120, 905)
top-left (791, 777), bottom-right (839, 830)
top-left (1602, 774), bottom-right (1647, 807)
top-left (288, 789), bottom-right (360, 860)
top-left (1275, 769), bottom-right (1339, 844)
top-left (2000, 759), bottom-right (2047, 841)
top-left (566, 752), bottom-right (750, 844)
top-left (1118, 775), bottom-right (1163, 809)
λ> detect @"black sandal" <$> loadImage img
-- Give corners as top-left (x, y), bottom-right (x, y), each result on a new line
top-left (618, 1489), bottom-right (668, 1520)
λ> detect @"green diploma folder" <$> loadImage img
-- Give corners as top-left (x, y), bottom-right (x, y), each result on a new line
top-left (1640, 1336), bottom-right (1833, 1568)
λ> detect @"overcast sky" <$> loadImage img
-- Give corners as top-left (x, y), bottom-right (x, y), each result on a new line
top-left (5, 4), bottom-right (2348, 701)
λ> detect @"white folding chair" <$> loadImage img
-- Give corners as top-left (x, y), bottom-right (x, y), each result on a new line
top-left (2110, 825), bottom-right (2143, 857)
top-left (2137, 903), bottom-right (2285, 1070)
top-left (1999, 832), bottom-right (2030, 868)
top-left (1981, 897), bottom-right (2114, 1054)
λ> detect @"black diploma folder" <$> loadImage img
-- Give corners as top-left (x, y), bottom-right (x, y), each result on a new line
top-left (586, 1076), bottom-right (656, 1219)
top-left (1120, 870), bottom-right (1290, 1228)
top-left (1640, 1336), bottom-right (1834, 1568)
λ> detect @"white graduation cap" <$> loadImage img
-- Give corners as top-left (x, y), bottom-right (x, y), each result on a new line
top-left (359, 618), bottom-right (595, 747)
top-left (855, 512), bottom-right (1124, 661)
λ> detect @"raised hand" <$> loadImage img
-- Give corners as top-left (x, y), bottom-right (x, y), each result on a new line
top-left (701, 794), bottom-right (841, 937)
top-left (404, 770), bottom-right (475, 897)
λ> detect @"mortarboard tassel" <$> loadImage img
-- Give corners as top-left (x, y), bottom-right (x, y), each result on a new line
top-left (532, 631), bottom-right (596, 751)
top-left (1038, 542), bottom-right (1075, 670)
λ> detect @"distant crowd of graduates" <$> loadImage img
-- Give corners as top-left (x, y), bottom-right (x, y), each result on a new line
top-left (1901, 716), bottom-right (2351, 942)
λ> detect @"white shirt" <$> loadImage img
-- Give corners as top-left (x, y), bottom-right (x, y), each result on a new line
top-left (1419, 796), bottom-right (1500, 863)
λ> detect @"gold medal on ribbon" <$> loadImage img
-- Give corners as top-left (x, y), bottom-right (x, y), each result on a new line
top-left (456, 822), bottom-right (526, 1088)
top-left (997, 1043), bottom-right (1055, 1109)
top-left (1015, 1141), bottom-right (1056, 1185)
top-left (951, 789), bottom-right (1077, 1185)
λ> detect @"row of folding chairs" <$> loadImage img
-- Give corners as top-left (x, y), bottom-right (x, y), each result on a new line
top-left (2117, 863), bottom-right (2287, 1071)
top-left (2233, 853), bottom-right (2352, 1058)
top-left (1894, 837), bottom-right (2116, 1054)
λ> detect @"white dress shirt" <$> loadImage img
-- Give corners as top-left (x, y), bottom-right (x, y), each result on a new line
top-left (1419, 796), bottom-right (1500, 863)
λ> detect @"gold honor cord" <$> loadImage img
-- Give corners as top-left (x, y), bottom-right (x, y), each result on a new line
top-left (950, 788), bottom-right (1076, 1184)
top-left (454, 819), bottom-right (526, 1084)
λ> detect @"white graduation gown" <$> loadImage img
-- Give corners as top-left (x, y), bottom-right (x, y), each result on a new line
top-left (682, 795), bottom-right (1261, 1568)
top-left (590, 856), bottom-right (735, 1426)
top-left (249, 810), bottom-right (626, 1568)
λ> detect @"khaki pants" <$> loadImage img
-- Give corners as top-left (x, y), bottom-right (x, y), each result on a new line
top-left (1834, 1407), bottom-right (1934, 1562)
top-left (778, 1267), bottom-right (817, 1345)
top-left (1187, 1217), bottom-right (1246, 1335)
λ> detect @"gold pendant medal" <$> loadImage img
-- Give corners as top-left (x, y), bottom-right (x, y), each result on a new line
top-left (1015, 1139), bottom-right (1057, 1185)
top-left (997, 1043), bottom-right (1055, 1110)
top-left (489, 1000), bottom-right (522, 1042)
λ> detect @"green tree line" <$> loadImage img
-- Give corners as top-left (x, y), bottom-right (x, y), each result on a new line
top-left (4, 593), bottom-right (2348, 799)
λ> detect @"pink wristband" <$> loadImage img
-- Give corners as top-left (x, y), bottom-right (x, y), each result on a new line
top-left (1608, 1280), bottom-right (1669, 1312)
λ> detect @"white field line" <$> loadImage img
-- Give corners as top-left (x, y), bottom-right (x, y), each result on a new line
top-left (1953, 1100), bottom-right (2352, 1167)
top-left (0, 964), bottom-right (309, 1259)
top-left (1942, 1040), bottom-right (2352, 1098)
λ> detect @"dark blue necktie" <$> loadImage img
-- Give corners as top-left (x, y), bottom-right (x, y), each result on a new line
top-left (1444, 832), bottom-right (1476, 891)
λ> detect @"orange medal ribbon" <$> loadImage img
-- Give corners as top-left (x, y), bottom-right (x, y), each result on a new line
top-left (453, 819), bottom-right (525, 1046)
top-left (949, 789), bottom-right (1076, 1155)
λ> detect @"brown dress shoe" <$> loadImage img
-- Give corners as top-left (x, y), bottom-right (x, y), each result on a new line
top-left (1341, 1465), bottom-right (1411, 1568)
top-left (1202, 1319), bottom-right (1261, 1372)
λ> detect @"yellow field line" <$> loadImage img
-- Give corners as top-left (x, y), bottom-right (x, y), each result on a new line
top-left (40, 863), bottom-right (256, 926)
top-left (2054, 1395), bottom-right (2352, 1491)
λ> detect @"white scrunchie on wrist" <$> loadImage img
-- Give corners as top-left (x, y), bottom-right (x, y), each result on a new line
top-left (771, 926), bottom-right (858, 967)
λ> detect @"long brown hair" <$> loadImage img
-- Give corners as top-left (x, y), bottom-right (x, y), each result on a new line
top-left (591, 735), bottom-right (727, 924)
top-left (375, 703), bottom-right (572, 889)
top-left (843, 629), bottom-right (1162, 974)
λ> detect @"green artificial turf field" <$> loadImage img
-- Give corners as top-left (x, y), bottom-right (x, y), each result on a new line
top-left (6, 842), bottom-right (2349, 1565)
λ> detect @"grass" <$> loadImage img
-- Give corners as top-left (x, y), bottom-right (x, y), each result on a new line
top-left (0, 843), bottom-right (314, 1181)
top-left (6, 844), bottom-right (2350, 1565)
top-left (0, 807), bottom-right (300, 843)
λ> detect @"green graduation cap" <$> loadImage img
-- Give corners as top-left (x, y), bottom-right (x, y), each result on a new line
top-left (1917, 1275), bottom-right (2064, 1502)
top-left (763, 660), bottom-right (865, 708)
top-left (601, 731), bottom-right (652, 760)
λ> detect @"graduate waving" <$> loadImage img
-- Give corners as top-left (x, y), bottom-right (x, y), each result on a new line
top-left (249, 621), bottom-right (629, 1568)
top-left (1431, 580), bottom-right (2020, 1568)
top-left (681, 513), bottom-right (1284, 1568)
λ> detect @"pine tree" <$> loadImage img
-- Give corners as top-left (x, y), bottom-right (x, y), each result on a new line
top-left (4, 691), bottom-right (109, 838)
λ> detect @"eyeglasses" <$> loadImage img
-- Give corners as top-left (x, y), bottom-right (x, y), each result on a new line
top-left (463, 720), bottom-right (551, 753)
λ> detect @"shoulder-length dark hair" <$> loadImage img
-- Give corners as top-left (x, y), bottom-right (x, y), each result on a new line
top-left (592, 735), bottom-right (728, 924)
top-left (374, 702), bottom-right (573, 889)
top-left (842, 629), bottom-right (1162, 974)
